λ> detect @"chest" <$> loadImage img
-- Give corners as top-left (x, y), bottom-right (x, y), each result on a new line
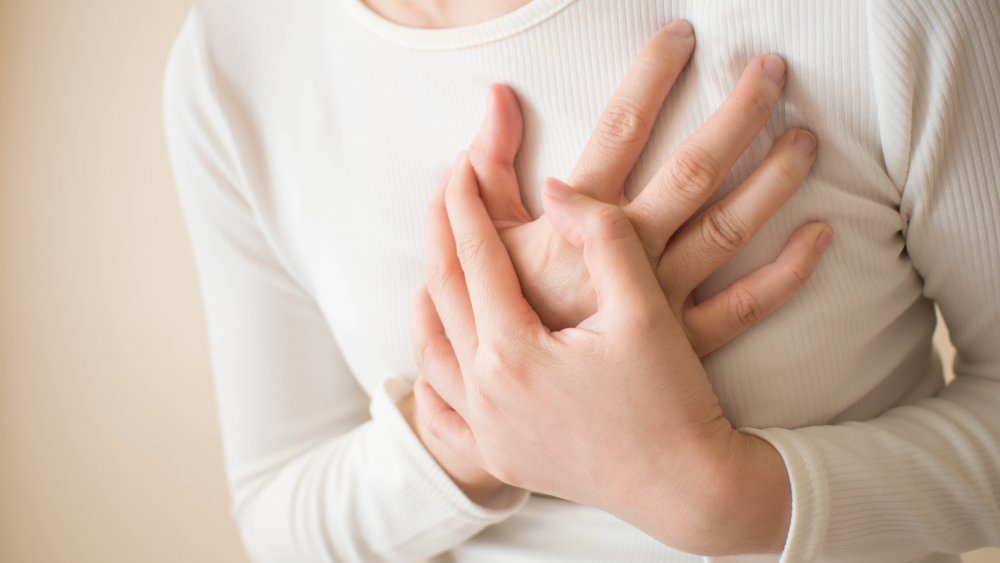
top-left (240, 3), bottom-right (933, 428)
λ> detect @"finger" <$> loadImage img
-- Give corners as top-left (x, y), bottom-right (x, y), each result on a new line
top-left (569, 20), bottom-right (696, 203)
top-left (627, 54), bottom-right (788, 256)
top-left (445, 153), bottom-right (543, 340)
top-left (542, 178), bottom-right (665, 325)
top-left (424, 182), bottom-right (478, 365)
top-left (683, 222), bottom-right (832, 356)
top-left (658, 129), bottom-right (818, 304)
top-left (413, 378), bottom-right (482, 466)
top-left (467, 84), bottom-right (532, 227)
top-left (411, 286), bottom-right (468, 416)
top-left (435, 166), bottom-right (452, 192)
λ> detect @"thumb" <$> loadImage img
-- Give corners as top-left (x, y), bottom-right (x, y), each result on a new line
top-left (541, 178), bottom-right (666, 323)
top-left (467, 83), bottom-right (532, 226)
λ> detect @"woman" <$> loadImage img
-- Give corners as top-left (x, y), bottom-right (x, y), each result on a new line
top-left (162, 0), bottom-right (1000, 561)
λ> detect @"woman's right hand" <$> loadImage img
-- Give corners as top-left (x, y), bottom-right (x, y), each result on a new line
top-left (409, 20), bottom-right (829, 504)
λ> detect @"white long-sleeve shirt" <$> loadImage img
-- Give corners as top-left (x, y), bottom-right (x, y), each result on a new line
top-left (161, 1), bottom-right (1000, 561)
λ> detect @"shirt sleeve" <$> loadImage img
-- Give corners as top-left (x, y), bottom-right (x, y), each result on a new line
top-left (725, 2), bottom-right (1000, 561)
top-left (161, 7), bottom-right (528, 562)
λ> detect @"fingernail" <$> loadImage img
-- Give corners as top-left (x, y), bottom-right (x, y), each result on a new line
top-left (762, 55), bottom-right (786, 83)
top-left (544, 179), bottom-right (577, 202)
top-left (666, 19), bottom-right (693, 38)
top-left (794, 130), bottom-right (817, 156)
top-left (814, 227), bottom-right (833, 253)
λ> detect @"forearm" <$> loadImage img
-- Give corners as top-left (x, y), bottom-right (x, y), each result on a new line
top-left (730, 389), bottom-right (1000, 562)
top-left (234, 379), bottom-right (528, 562)
top-left (601, 422), bottom-right (791, 557)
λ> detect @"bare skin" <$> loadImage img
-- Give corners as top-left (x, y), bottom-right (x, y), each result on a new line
top-left (362, 0), bottom-right (532, 29)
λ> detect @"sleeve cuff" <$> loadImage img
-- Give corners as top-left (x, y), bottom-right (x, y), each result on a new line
top-left (735, 426), bottom-right (831, 563)
top-left (369, 376), bottom-right (529, 544)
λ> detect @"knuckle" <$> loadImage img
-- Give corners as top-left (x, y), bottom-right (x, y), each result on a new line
top-left (455, 233), bottom-right (488, 268)
top-left (628, 307), bottom-right (663, 332)
top-left (667, 146), bottom-right (720, 202)
top-left (426, 262), bottom-right (460, 296)
top-left (768, 153), bottom-right (803, 185)
top-left (620, 301), bottom-right (670, 333)
top-left (701, 204), bottom-right (749, 252)
top-left (730, 87), bottom-right (775, 121)
top-left (589, 204), bottom-right (633, 241)
top-left (478, 339), bottom-right (522, 379)
top-left (730, 287), bottom-right (765, 328)
top-left (414, 338), bottom-right (434, 371)
top-left (783, 262), bottom-right (810, 286)
top-left (597, 100), bottom-right (650, 150)
top-left (477, 337), bottom-right (539, 392)
top-left (635, 47), bottom-right (673, 71)
top-left (425, 411), bottom-right (448, 440)
top-left (468, 143), bottom-right (508, 176)
top-left (415, 337), bottom-right (449, 379)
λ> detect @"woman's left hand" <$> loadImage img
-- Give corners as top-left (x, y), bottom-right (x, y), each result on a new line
top-left (414, 153), bottom-right (792, 556)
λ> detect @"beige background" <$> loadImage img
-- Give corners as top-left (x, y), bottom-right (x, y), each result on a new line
top-left (0, 1), bottom-right (996, 562)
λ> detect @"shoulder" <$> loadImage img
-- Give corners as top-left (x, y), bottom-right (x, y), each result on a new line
top-left (163, 0), bottom-right (352, 211)
top-left (162, 1), bottom-right (272, 207)
top-left (162, 0), bottom-right (334, 160)
top-left (164, 0), bottom-right (334, 102)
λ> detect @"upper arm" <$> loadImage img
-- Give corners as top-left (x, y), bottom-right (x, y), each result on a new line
top-left (877, 0), bottom-right (1000, 415)
top-left (898, 0), bottom-right (1000, 354)
top-left (162, 6), bottom-right (370, 508)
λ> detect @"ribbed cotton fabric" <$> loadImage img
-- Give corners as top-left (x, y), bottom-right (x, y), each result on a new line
top-left (162, 1), bottom-right (1000, 562)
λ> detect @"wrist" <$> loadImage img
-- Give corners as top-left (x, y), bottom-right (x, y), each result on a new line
top-left (707, 430), bottom-right (793, 555)
top-left (606, 424), bottom-right (791, 556)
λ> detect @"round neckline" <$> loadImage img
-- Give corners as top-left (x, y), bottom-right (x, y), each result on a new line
top-left (339, 0), bottom-right (578, 50)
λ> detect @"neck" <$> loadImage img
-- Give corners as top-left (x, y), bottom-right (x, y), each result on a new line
top-left (362, 0), bottom-right (533, 29)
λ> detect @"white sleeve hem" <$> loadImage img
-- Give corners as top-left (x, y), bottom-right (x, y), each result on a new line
top-left (372, 377), bottom-right (531, 522)
top-left (738, 427), bottom-right (830, 563)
